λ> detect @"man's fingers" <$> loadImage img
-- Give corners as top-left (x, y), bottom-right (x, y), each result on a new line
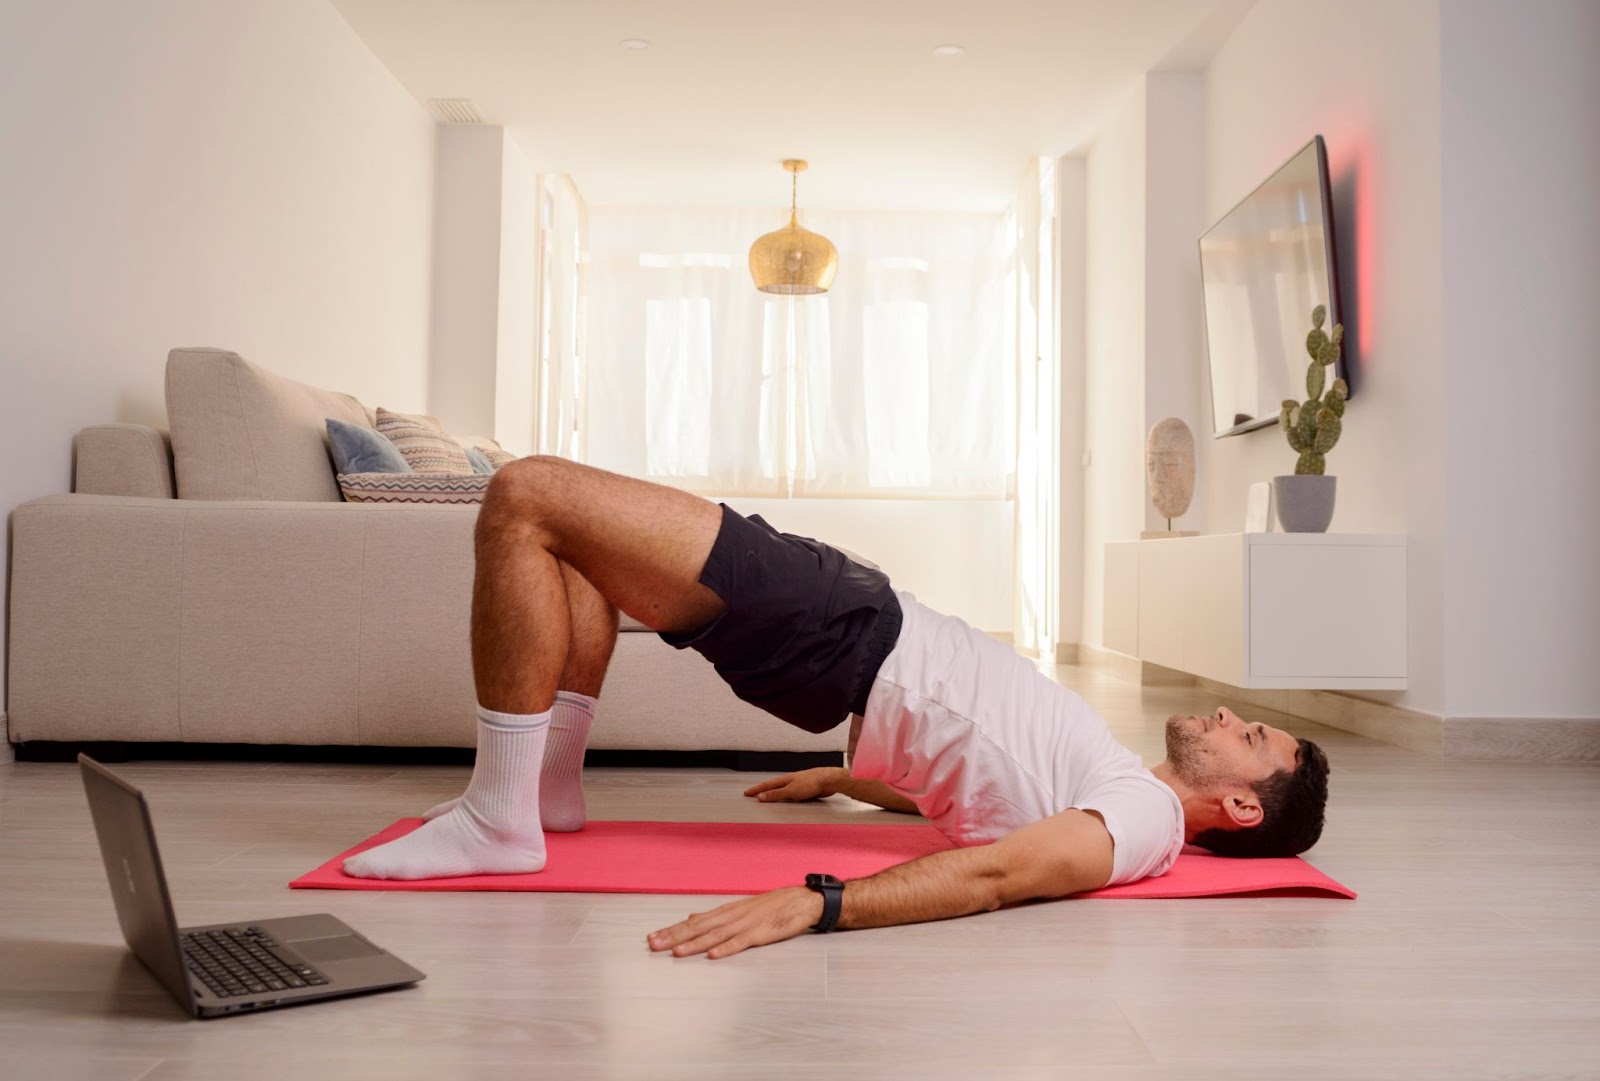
top-left (706, 936), bottom-right (752, 959)
top-left (647, 906), bottom-right (741, 951)
top-left (672, 926), bottom-right (738, 957)
top-left (648, 889), bottom-right (813, 959)
top-left (743, 776), bottom-right (790, 797)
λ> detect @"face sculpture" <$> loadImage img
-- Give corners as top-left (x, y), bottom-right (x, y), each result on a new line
top-left (1146, 418), bottom-right (1196, 520)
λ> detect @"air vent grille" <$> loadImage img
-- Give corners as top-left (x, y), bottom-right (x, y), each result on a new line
top-left (428, 99), bottom-right (484, 125)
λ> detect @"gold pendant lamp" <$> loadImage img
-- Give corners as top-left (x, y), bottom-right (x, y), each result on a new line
top-left (748, 159), bottom-right (838, 294)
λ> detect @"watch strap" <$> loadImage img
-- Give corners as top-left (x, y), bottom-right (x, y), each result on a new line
top-left (805, 873), bottom-right (844, 933)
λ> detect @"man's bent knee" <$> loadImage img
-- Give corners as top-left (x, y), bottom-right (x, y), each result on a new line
top-left (479, 456), bottom-right (571, 547)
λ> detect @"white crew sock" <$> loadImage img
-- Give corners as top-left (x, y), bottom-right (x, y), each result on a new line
top-left (423, 690), bottom-right (595, 832)
top-left (344, 705), bottom-right (549, 880)
top-left (541, 691), bottom-right (595, 831)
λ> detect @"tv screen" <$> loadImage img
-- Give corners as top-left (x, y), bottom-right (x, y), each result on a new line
top-left (1198, 135), bottom-right (1348, 438)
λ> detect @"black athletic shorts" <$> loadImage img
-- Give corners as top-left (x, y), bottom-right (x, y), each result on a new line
top-left (659, 504), bottom-right (903, 734)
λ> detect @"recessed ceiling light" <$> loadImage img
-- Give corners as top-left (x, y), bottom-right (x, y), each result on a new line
top-left (931, 44), bottom-right (965, 57)
top-left (620, 38), bottom-right (651, 51)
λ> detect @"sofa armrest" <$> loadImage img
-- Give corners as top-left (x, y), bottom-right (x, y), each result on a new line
top-left (7, 495), bottom-right (478, 744)
top-left (74, 424), bottom-right (175, 499)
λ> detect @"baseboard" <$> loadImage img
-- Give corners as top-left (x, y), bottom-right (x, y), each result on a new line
top-left (1077, 643), bottom-right (1195, 686)
top-left (1077, 642), bottom-right (1153, 683)
top-left (1054, 642), bottom-right (1081, 665)
top-left (1191, 678), bottom-right (1444, 757)
top-left (1075, 650), bottom-right (1598, 761)
top-left (1442, 717), bottom-right (1600, 761)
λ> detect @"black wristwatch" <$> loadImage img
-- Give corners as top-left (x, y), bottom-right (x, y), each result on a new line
top-left (804, 873), bottom-right (845, 933)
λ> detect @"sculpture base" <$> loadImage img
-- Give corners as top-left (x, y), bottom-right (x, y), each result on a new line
top-left (1140, 530), bottom-right (1201, 540)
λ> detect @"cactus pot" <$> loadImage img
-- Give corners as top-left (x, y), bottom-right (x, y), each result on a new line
top-left (1273, 475), bottom-right (1337, 532)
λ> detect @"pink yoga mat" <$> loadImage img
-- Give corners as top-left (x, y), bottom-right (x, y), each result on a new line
top-left (291, 820), bottom-right (1355, 899)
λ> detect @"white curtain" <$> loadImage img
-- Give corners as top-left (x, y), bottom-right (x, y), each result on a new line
top-left (583, 206), bottom-right (1014, 498)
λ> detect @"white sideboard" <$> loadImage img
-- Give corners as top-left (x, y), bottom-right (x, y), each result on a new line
top-left (1103, 533), bottom-right (1407, 690)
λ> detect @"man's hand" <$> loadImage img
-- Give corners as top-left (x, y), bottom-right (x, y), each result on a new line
top-left (746, 767), bottom-right (921, 815)
top-left (646, 887), bottom-right (823, 959)
top-left (743, 767), bottom-right (841, 803)
top-left (645, 809), bottom-right (1115, 959)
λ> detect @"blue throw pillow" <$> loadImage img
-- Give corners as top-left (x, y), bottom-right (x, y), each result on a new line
top-left (464, 446), bottom-right (495, 475)
top-left (326, 417), bottom-right (412, 474)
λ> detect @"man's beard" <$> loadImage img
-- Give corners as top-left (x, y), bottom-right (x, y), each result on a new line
top-left (1164, 716), bottom-right (1239, 790)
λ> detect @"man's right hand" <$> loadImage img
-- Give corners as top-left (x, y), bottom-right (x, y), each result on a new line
top-left (743, 767), bottom-right (843, 803)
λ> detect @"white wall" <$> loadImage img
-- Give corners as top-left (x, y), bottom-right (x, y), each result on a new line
top-left (0, 0), bottom-right (436, 715)
top-left (427, 126), bottom-right (540, 450)
top-left (1055, 158), bottom-right (1088, 652)
top-left (1439, 0), bottom-right (1600, 720)
top-left (1141, 72), bottom-right (1209, 535)
top-left (1079, 84), bottom-right (1149, 647)
top-left (495, 136), bottom-right (540, 455)
top-left (1074, 72), bottom-right (1213, 645)
top-left (1200, 0), bottom-right (1447, 715)
top-left (428, 126), bottom-right (504, 436)
top-left (724, 500), bottom-right (1014, 634)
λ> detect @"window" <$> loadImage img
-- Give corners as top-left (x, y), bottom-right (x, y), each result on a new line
top-left (580, 207), bottom-right (1013, 498)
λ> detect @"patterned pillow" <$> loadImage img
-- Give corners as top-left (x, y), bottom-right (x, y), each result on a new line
top-left (374, 407), bottom-right (473, 474)
top-left (337, 472), bottom-right (491, 504)
top-left (479, 446), bottom-right (519, 469)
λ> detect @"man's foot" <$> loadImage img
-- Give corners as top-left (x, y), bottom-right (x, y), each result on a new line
top-left (421, 691), bottom-right (594, 832)
top-left (343, 801), bottom-right (546, 879)
top-left (344, 706), bottom-right (550, 880)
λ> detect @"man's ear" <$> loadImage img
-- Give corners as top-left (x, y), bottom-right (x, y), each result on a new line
top-left (1222, 788), bottom-right (1264, 830)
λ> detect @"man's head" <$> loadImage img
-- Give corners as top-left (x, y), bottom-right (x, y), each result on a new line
top-left (1163, 707), bottom-right (1329, 858)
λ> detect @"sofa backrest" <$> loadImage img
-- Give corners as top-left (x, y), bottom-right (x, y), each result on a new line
top-left (165, 348), bottom-right (374, 502)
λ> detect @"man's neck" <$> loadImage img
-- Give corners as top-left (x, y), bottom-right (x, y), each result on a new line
top-left (1148, 761), bottom-right (1202, 842)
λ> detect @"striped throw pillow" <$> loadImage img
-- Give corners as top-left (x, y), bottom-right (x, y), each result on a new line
top-left (374, 407), bottom-right (473, 474)
top-left (337, 472), bottom-right (491, 504)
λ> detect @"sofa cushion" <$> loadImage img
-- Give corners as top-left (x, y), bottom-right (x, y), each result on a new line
top-left (327, 418), bottom-right (413, 475)
top-left (337, 472), bottom-right (491, 504)
top-left (74, 424), bottom-right (176, 499)
top-left (166, 348), bottom-right (371, 502)
top-left (375, 408), bottom-right (474, 474)
top-left (464, 446), bottom-right (495, 475)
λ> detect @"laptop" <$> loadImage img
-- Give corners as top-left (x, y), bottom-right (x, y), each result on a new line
top-left (79, 754), bottom-right (425, 1018)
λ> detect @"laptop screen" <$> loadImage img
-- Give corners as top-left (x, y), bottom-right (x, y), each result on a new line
top-left (79, 756), bottom-right (196, 1011)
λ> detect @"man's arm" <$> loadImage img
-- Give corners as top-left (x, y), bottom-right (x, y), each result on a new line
top-left (743, 766), bottom-right (921, 815)
top-left (647, 808), bottom-right (1116, 958)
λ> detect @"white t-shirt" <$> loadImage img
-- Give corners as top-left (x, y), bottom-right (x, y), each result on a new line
top-left (851, 592), bottom-right (1185, 887)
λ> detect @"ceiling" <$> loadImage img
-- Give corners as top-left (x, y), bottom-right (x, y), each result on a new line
top-left (331, 0), bottom-right (1252, 213)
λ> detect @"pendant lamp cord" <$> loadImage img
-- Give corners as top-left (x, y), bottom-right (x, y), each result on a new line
top-left (791, 168), bottom-right (798, 214)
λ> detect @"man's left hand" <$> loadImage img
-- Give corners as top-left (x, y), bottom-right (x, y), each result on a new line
top-left (646, 886), bottom-right (824, 959)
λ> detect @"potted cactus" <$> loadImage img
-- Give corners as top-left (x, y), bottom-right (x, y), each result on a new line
top-left (1274, 305), bottom-right (1348, 532)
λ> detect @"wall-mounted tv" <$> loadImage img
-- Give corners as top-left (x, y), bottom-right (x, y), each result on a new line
top-left (1198, 135), bottom-right (1348, 438)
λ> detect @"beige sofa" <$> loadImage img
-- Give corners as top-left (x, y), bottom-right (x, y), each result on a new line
top-left (4, 348), bottom-right (846, 759)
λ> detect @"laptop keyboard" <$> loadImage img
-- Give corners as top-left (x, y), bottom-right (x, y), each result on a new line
top-left (182, 926), bottom-right (330, 999)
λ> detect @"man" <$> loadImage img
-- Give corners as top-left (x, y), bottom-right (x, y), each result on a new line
top-left (345, 457), bottom-right (1330, 958)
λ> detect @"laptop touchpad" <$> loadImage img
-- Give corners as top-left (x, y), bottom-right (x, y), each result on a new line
top-left (293, 935), bottom-right (383, 963)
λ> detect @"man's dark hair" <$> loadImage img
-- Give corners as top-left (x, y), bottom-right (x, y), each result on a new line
top-left (1192, 737), bottom-right (1329, 858)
